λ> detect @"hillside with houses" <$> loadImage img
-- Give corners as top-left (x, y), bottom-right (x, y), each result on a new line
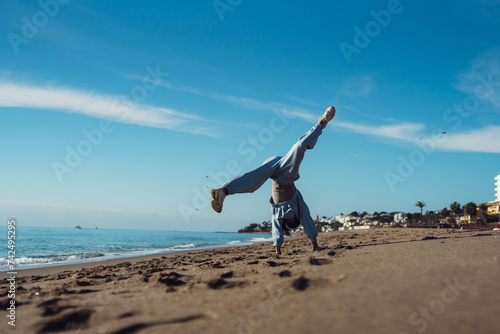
top-left (238, 200), bottom-right (500, 233)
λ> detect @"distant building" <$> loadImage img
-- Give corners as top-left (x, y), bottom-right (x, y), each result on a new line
top-left (339, 225), bottom-right (376, 231)
top-left (476, 176), bottom-right (500, 217)
top-left (335, 214), bottom-right (348, 225)
top-left (486, 201), bottom-right (500, 215)
top-left (316, 216), bottom-right (335, 223)
top-left (394, 212), bottom-right (406, 223)
top-left (496, 175), bottom-right (500, 202)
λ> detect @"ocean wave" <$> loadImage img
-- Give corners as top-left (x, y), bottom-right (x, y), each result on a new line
top-left (0, 252), bottom-right (106, 266)
top-left (225, 237), bottom-right (271, 246)
top-left (161, 242), bottom-right (207, 251)
top-left (97, 245), bottom-right (146, 251)
top-left (247, 237), bottom-right (273, 243)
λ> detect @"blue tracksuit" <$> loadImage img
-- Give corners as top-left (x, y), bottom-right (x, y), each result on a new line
top-left (223, 124), bottom-right (323, 246)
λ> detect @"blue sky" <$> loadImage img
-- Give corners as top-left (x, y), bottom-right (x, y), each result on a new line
top-left (1, 0), bottom-right (499, 231)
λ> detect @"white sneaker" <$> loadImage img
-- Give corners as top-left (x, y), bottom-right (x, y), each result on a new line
top-left (211, 188), bottom-right (226, 213)
top-left (319, 106), bottom-right (336, 127)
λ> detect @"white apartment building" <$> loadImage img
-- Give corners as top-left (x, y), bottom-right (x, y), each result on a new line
top-left (496, 175), bottom-right (500, 202)
top-left (393, 212), bottom-right (406, 223)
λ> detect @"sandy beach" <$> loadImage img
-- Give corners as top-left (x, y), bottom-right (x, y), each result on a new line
top-left (1, 228), bottom-right (499, 334)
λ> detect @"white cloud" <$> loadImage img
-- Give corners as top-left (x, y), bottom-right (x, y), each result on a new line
top-left (150, 77), bottom-right (500, 154)
top-left (0, 80), bottom-right (217, 136)
top-left (435, 125), bottom-right (500, 153)
top-left (336, 120), bottom-right (500, 153)
top-left (335, 121), bottom-right (424, 141)
top-left (3, 75), bottom-right (498, 154)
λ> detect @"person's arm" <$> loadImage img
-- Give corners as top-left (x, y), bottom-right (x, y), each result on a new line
top-left (271, 216), bottom-right (284, 255)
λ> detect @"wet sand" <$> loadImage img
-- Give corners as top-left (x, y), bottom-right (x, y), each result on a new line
top-left (1, 228), bottom-right (499, 334)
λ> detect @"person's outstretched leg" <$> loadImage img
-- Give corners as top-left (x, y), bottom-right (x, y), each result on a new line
top-left (275, 124), bottom-right (322, 183)
top-left (212, 106), bottom-right (336, 213)
top-left (274, 106), bottom-right (335, 184)
top-left (211, 156), bottom-right (281, 213)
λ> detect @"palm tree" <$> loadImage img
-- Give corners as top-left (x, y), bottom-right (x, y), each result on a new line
top-left (479, 203), bottom-right (488, 214)
top-left (450, 202), bottom-right (461, 216)
top-left (463, 202), bottom-right (478, 224)
top-left (415, 201), bottom-right (426, 222)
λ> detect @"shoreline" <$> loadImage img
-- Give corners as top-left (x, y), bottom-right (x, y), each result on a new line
top-left (0, 237), bottom-right (275, 279)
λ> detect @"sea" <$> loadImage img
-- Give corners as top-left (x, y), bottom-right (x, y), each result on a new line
top-left (0, 226), bottom-right (272, 272)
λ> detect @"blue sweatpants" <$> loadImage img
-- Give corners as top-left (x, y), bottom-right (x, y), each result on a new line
top-left (223, 124), bottom-right (323, 246)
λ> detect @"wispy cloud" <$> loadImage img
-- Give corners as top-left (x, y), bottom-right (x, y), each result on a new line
top-left (283, 94), bottom-right (323, 108)
top-left (336, 119), bottom-right (500, 153)
top-left (119, 69), bottom-right (317, 122)
top-left (0, 80), bottom-right (218, 136)
top-left (133, 73), bottom-right (500, 154)
top-left (335, 120), bottom-right (424, 141)
top-left (434, 125), bottom-right (500, 153)
top-left (340, 75), bottom-right (376, 97)
top-left (3, 74), bottom-right (498, 154)
top-left (335, 120), bottom-right (500, 153)
top-left (455, 49), bottom-right (500, 110)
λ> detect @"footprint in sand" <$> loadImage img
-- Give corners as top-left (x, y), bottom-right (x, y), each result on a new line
top-left (309, 258), bottom-right (331, 266)
top-left (38, 309), bottom-right (93, 333)
top-left (0, 298), bottom-right (20, 308)
top-left (75, 280), bottom-right (93, 287)
top-left (76, 289), bottom-right (98, 295)
top-left (292, 276), bottom-right (309, 290)
top-left (87, 274), bottom-right (110, 279)
top-left (207, 278), bottom-right (229, 289)
top-left (220, 271), bottom-right (234, 278)
top-left (38, 298), bottom-right (75, 316)
top-left (207, 272), bottom-right (247, 289)
top-left (267, 260), bottom-right (288, 267)
top-left (158, 272), bottom-right (186, 287)
top-left (118, 312), bottom-right (135, 319)
top-left (278, 270), bottom-right (291, 277)
top-left (111, 314), bottom-right (209, 334)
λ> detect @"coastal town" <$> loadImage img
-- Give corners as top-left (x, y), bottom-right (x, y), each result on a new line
top-left (239, 175), bottom-right (500, 233)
